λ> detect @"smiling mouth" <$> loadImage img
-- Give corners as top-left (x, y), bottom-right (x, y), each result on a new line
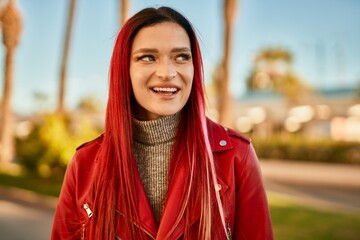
top-left (152, 87), bottom-right (179, 95)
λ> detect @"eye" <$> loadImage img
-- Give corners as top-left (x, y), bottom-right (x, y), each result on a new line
top-left (136, 55), bottom-right (155, 62)
top-left (175, 53), bottom-right (192, 63)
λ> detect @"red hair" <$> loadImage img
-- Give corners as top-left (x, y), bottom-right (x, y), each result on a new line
top-left (89, 7), bottom-right (226, 239)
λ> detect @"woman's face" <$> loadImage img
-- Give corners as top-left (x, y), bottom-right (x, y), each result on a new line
top-left (130, 22), bottom-right (194, 120)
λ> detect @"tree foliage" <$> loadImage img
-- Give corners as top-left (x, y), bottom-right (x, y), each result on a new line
top-left (247, 47), bottom-right (312, 102)
top-left (16, 113), bottom-right (102, 177)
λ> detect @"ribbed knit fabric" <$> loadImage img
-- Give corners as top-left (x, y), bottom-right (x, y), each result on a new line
top-left (132, 113), bottom-right (180, 224)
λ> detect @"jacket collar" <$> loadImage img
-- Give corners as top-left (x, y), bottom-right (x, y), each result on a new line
top-left (207, 118), bottom-right (234, 152)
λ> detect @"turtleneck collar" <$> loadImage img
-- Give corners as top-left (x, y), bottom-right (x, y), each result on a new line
top-left (132, 112), bottom-right (181, 146)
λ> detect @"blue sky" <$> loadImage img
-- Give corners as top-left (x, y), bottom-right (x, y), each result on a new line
top-left (0, 0), bottom-right (359, 115)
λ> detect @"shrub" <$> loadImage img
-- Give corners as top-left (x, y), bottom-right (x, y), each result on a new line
top-left (252, 135), bottom-right (360, 164)
top-left (16, 113), bottom-right (102, 177)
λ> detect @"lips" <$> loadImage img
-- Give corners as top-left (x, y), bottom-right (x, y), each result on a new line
top-left (151, 87), bottom-right (179, 95)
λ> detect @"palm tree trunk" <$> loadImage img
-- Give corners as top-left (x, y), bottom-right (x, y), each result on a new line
top-left (0, 0), bottom-right (22, 163)
top-left (0, 48), bottom-right (15, 162)
top-left (218, 0), bottom-right (237, 127)
top-left (120, 0), bottom-right (129, 26)
top-left (58, 0), bottom-right (76, 114)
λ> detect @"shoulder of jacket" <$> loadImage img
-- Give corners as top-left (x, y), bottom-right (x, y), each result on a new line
top-left (76, 134), bottom-right (104, 150)
top-left (206, 118), bottom-right (251, 144)
top-left (226, 127), bottom-right (252, 144)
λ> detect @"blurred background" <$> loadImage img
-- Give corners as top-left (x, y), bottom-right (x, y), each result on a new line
top-left (0, 0), bottom-right (359, 239)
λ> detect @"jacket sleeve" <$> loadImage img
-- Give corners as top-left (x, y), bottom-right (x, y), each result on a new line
top-left (51, 153), bottom-right (83, 240)
top-left (233, 143), bottom-right (274, 240)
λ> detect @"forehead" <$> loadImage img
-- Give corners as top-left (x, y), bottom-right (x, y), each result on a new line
top-left (131, 22), bottom-right (191, 50)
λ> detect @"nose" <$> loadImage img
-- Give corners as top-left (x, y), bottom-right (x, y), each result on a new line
top-left (155, 59), bottom-right (177, 80)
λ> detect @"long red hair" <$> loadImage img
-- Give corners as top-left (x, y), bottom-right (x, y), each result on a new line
top-left (89, 7), bottom-right (226, 239)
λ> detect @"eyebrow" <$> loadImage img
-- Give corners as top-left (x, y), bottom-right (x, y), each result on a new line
top-left (132, 47), bottom-right (191, 55)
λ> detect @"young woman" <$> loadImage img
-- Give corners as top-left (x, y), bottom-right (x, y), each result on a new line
top-left (52, 6), bottom-right (273, 240)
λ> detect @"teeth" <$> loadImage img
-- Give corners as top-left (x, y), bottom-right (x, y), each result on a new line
top-left (153, 87), bottom-right (177, 92)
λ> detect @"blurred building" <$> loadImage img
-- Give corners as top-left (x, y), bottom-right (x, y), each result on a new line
top-left (208, 87), bottom-right (360, 142)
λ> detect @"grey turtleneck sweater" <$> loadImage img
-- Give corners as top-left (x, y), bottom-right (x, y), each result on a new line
top-left (132, 113), bottom-right (180, 224)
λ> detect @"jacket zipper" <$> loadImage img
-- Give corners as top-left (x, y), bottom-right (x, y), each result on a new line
top-left (114, 223), bottom-right (154, 240)
top-left (82, 223), bottom-right (86, 240)
top-left (226, 222), bottom-right (232, 240)
top-left (82, 203), bottom-right (93, 240)
top-left (83, 203), bottom-right (93, 218)
top-left (134, 222), bottom-right (156, 239)
top-left (116, 210), bottom-right (155, 239)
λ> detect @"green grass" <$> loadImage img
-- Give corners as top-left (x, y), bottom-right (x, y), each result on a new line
top-left (0, 174), bottom-right (360, 239)
top-left (0, 172), bottom-right (63, 197)
top-left (268, 193), bottom-right (360, 240)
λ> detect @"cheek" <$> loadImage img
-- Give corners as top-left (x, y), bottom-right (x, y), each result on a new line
top-left (185, 67), bottom-right (195, 87)
top-left (130, 67), bottom-right (154, 81)
top-left (180, 65), bottom-right (194, 84)
top-left (130, 69), bottom-right (150, 90)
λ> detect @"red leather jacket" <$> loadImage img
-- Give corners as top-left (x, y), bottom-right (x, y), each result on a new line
top-left (52, 119), bottom-right (273, 239)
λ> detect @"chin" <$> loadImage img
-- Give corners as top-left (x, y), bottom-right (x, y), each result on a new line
top-left (154, 105), bottom-right (183, 116)
top-left (158, 111), bottom-right (179, 117)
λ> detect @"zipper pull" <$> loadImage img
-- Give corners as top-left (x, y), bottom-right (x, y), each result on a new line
top-left (83, 203), bottom-right (93, 218)
top-left (226, 222), bottom-right (232, 240)
top-left (82, 223), bottom-right (86, 240)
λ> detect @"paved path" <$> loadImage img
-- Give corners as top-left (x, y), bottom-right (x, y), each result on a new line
top-left (0, 188), bottom-right (56, 240)
top-left (260, 160), bottom-right (360, 188)
top-left (260, 159), bottom-right (360, 213)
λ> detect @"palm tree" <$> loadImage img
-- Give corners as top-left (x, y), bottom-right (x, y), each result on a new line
top-left (217, 0), bottom-right (237, 127)
top-left (246, 47), bottom-right (310, 102)
top-left (58, 0), bottom-right (76, 114)
top-left (0, 0), bottom-right (22, 163)
top-left (120, 0), bottom-right (129, 26)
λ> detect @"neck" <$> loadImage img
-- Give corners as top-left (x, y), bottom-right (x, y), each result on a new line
top-left (132, 112), bottom-right (181, 145)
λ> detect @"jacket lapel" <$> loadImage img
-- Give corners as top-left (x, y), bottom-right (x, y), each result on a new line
top-left (156, 120), bottom-right (232, 239)
top-left (155, 158), bottom-right (188, 238)
top-left (116, 162), bottom-right (158, 239)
